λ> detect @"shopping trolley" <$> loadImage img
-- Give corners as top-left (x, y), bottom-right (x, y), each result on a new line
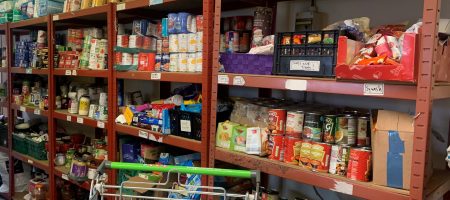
top-left (89, 160), bottom-right (261, 200)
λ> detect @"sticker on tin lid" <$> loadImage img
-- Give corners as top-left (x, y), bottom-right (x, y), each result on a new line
top-left (77, 117), bottom-right (84, 124)
top-left (331, 180), bottom-right (353, 195)
top-left (27, 159), bottom-right (33, 164)
top-left (363, 83), bottom-right (384, 96)
top-left (290, 60), bottom-right (320, 71)
top-left (34, 109), bottom-right (40, 115)
top-left (25, 68), bottom-right (32, 74)
top-left (65, 70), bottom-right (71, 76)
top-left (151, 72), bottom-right (161, 80)
top-left (97, 121), bottom-right (105, 129)
top-left (180, 119), bottom-right (192, 132)
top-left (138, 130), bottom-right (148, 139)
top-left (19, 106), bottom-right (26, 112)
top-left (66, 115), bottom-right (71, 121)
top-left (148, 132), bottom-right (163, 143)
top-left (285, 79), bottom-right (307, 91)
top-left (116, 3), bottom-right (126, 10)
top-left (52, 15), bottom-right (59, 21)
top-left (218, 74), bottom-right (229, 84)
top-left (72, 70), bottom-right (77, 76)
top-left (61, 174), bottom-right (69, 180)
top-left (232, 76), bottom-right (245, 86)
top-left (149, 0), bottom-right (163, 5)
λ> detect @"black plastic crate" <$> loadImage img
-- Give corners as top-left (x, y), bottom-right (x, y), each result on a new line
top-left (169, 109), bottom-right (202, 141)
top-left (273, 30), bottom-right (340, 77)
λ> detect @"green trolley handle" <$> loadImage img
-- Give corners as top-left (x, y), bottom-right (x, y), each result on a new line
top-left (98, 160), bottom-right (260, 180)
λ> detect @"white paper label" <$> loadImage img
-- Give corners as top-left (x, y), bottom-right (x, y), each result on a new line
top-left (52, 15), bottom-right (59, 21)
top-left (65, 70), bottom-right (71, 75)
top-left (138, 130), bottom-right (148, 139)
top-left (285, 79), bottom-right (307, 91)
top-left (180, 120), bottom-right (192, 132)
top-left (218, 75), bottom-right (229, 84)
top-left (97, 121), bottom-right (105, 128)
top-left (66, 115), bottom-right (71, 121)
top-left (148, 133), bottom-right (163, 143)
top-left (363, 83), bottom-right (384, 96)
top-left (151, 73), bottom-right (161, 80)
top-left (62, 174), bottom-right (69, 180)
top-left (116, 3), bottom-right (126, 10)
top-left (27, 159), bottom-right (33, 164)
top-left (25, 68), bottom-right (32, 74)
top-left (34, 109), bottom-right (41, 115)
top-left (77, 117), bottom-right (84, 124)
top-left (232, 76), bottom-right (245, 86)
top-left (72, 70), bottom-right (77, 76)
top-left (19, 106), bottom-right (26, 112)
top-left (290, 60), bottom-right (320, 71)
top-left (331, 181), bottom-right (353, 195)
top-left (149, 0), bottom-right (163, 5)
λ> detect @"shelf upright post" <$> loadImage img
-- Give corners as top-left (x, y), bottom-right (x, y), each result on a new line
top-left (412, 0), bottom-right (441, 199)
top-left (6, 21), bottom-right (13, 199)
top-left (108, 2), bottom-right (117, 186)
top-left (47, 14), bottom-right (57, 200)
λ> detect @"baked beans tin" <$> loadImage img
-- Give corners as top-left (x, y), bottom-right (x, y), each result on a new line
top-left (187, 33), bottom-right (197, 52)
top-left (121, 53), bottom-right (132, 65)
top-left (323, 115), bottom-right (337, 144)
top-left (187, 53), bottom-right (196, 72)
top-left (283, 136), bottom-right (301, 165)
top-left (178, 33), bottom-right (188, 52)
top-left (268, 109), bottom-right (286, 134)
top-left (117, 35), bottom-right (129, 47)
top-left (310, 142), bottom-right (331, 173)
top-left (196, 32), bottom-right (203, 52)
top-left (336, 115), bottom-right (356, 145)
top-left (357, 116), bottom-right (370, 147)
top-left (303, 112), bottom-right (322, 141)
top-left (169, 53), bottom-right (179, 71)
top-left (285, 110), bottom-right (304, 138)
top-left (329, 144), bottom-right (350, 176)
top-left (178, 53), bottom-right (188, 72)
top-left (347, 147), bottom-right (372, 182)
top-left (169, 34), bottom-right (179, 52)
top-left (298, 140), bottom-right (311, 168)
top-left (114, 52), bottom-right (122, 65)
top-left (268, 134), bottom-right (284, 161)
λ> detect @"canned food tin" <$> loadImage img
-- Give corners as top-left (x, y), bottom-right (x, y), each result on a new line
top-left (156, 39), bottom-right (163, 54)
top-left (121, 53), bottom-right (133, 65)
top-left (162, 37), bottom-right (169, 53)
top-left (155, 54), bottom-right (162, 71)
top-left (195, 52), bottom-right (202, 72)
top-left (347, 148), bottom-right (372, 182)
top-left (187, 33), bottom-right (197, 52)
top-left (88, 104), bottom-right (98, 118)
top-left (310, 142), bottom-right (331, 172)
top-left (117, 35), bottom-right (129, 47)
top-left (168, 34), bottom-right (179, 52)
top-left (336, 115), bottom-right (356, 145)
top-left (323, 115), bottom-right (337, 144)
top-left (114, 52), bottom-right (122, 65)
top-left (187, 53), bottom-right (196, 72)
top-left (268, 134), bottom-right (284, 161)
top-left (357, 116), bottom-right (370, 147)
top-left (285, 110), bottom-right (304, 138)
top-left (178, 53), bottom-right (188, 71)
top-left (329, 144), bottom-right (350, 176)
top-left (298, 140), bottom-right (311, 168)
top-left (178, 34), bottom-right (188, 52)
top-left (133, 54), bottom-right (139, 65)
top-left (129, 35), bottom-right (138, 48)
top-left (268, 109), bottom-right (286, 134)
top-left (283, 136), bottom-right (301, 165)
top-left (161, 53), bottom-right (170, 71)
top-left (169, 53), bottom-right (179, 72)
top-left (196, 32), bottom-right (203, 52)
top-left (303, 112), bottom-right (322, 141)
top-left (98, 105), bottom-right (108, 121)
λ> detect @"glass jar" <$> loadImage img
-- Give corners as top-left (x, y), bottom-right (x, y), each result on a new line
top-left (65, 148), bottom-right (75, 168)
top-left (32, 184), bottom-right (47, 200)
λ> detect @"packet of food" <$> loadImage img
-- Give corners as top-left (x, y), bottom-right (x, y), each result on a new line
top-left (216, 121), bottom-right (240, 149)
top-left (230, 125), bottom-right (248, 152)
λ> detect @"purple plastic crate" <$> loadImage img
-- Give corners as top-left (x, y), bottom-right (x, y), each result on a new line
top-left (219, 53), bottom-right (273, 75)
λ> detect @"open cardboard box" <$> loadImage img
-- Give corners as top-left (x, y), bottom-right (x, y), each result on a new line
top-left (121, 172), bottom-right (178, 199)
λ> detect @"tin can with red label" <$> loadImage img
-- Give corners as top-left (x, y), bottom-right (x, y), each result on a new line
top-left (114, 52), bottom-right (122, 65)
top-left (268, 109), bottom-right (286, 134)
top-left (357, 116), bottom-right (370, 147)
top-left (283, 136), bottom-right (301, 165)
top-left (329, 144), bottom-right (350, 176)
top-left (347, 147), bottom-right (372, 182)
top-left (298, 140), bottom-right (311, 168)
top-left (285, 110), bottom-right (304, 138)
top-left (268, 134), bottom-right (284, 161)
top-left (309, 142), bottom-right (331, 173)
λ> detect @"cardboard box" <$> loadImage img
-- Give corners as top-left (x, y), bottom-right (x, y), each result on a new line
top-left (435, 36), bottom-right (450, 82)
top-left (373, 110), bottom-right (413, 190)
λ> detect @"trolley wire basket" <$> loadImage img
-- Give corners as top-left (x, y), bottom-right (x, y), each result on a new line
top-left (89, 160), bottom-right (261, 200)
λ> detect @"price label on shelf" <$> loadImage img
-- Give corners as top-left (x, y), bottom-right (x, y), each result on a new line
top-left (25, 68), bottom-right (32, 74)
top-left (19, 106), bottom-right (26, 112)
top-left (149, 0), bottom-right (163, 5)
top-left (232, 76), bottom-right (245, 86)
top-left (34, 109), bottom-right (41, 115)
top-left (97, 121), bottom-right (105, 129)
top-left (363, 83), bottom-right (384, 96)
top-left (62, 174), bottom-right (69, 180)
top-left (138, 130), bottom-right (149, 139)
top-left (148, 133), bottom-right (163, 143)
top-left (331, 181), bottom-right (353, 195)
top-left (218, 75), bottom-right (229, 84)
top-left (65, 70), bottom-right (71, 76)
top-left (285, 79), bottom-right (307, 91)
top-left (72, 70), bottom-right (77, 76)
top-left (27, 159), bottom-right (33, 164)
top-left (52, 15), bottom-right (59, 21)
top-left (150, 72), bottom-right (161, 80)
top-left (117, 3), bottom-right (126, 10)
top-left (66, 115), bottom-right (71, 121)
top-left (77, 117), bottom-right (84, 124)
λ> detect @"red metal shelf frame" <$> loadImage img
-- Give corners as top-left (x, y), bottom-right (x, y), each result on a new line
top-left (11, 151), bottom-right (50, 172)
top-left (10, 67), bottom-right (49, 75)
top-left (11, 104), bottom-right (49, 116)
top-left (54, 110), bottom-right (107, 129)
top-left (9, 16), bottom-right (49, 29)
top-left (115, 71), bottom-right (203, 83)
top-left (53, 69), bottom-right (109, 77)
top-left (54, 166), bottom-right (91, 190)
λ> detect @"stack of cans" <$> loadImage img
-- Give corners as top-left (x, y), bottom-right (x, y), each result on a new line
top-left (88, 38), bottom-right (107, 70)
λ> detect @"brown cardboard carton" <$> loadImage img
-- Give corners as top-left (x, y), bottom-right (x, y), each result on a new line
top-left (372, 110), bottom-right (414, 190)
top-left (435, 37), bottom-right (450, 82)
